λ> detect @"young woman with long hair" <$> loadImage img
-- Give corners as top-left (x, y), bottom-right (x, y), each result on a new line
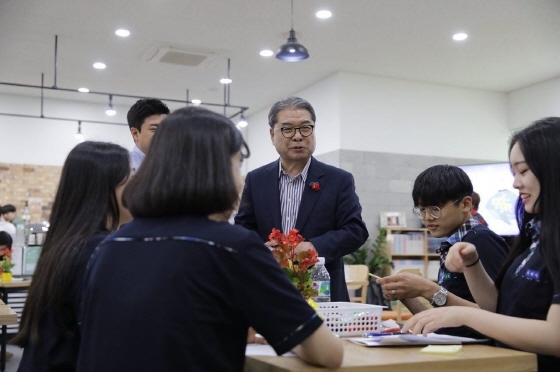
top-left (403, 117), bottom-right (560, 370)
top-left (13, 141), bottom-right (131, 371)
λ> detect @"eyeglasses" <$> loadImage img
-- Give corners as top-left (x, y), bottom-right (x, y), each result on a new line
top-left (274, 125), bottom-right (314, 138)
top-left (412, 198), bottom-right (463, 219)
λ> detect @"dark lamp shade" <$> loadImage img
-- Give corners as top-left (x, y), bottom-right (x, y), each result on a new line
top-left (276, 30), bottom-right (309, 62)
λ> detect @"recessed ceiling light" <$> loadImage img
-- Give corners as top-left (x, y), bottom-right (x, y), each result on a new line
top-left (453, 33), bottom-right (468, 41)
top-left (191, 99), bottom-right (201, 105)
top-left (260, 50), bottom-right (274, 57)
top-left (115, 29), bottom-right (130, 37)
top-left (93, 62), bottom-right (106, 69)
top-left (220, 78), bottom-right (232, 84)
top-left (78, 87), bottom-right (90, 93)
top-left (316, 10), bottom-right (332, 19)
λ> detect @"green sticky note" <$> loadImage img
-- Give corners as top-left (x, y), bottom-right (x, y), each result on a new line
top-left (420, 345), bottom-right (462, 355)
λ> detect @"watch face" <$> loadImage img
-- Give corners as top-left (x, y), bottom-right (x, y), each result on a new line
top-left (434, 292), bottom-right (446, 306)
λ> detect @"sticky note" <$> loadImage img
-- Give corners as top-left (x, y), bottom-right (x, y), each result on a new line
top-left (420, 345), bottom-right (462, 355)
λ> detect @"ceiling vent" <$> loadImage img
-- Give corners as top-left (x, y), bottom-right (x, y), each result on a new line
top-left (142, 45), bottom-right (218, 68)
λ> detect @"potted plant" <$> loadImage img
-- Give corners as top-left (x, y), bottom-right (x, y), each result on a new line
top-left (344, 226), bottom-right (394, 305)
top-left (0, 248), bottom-right (15, 282)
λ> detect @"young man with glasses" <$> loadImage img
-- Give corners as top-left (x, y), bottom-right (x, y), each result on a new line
top-left (235, 96), bottom-right (368, 302)
top-left (377, 165), bottom-right (508, 338)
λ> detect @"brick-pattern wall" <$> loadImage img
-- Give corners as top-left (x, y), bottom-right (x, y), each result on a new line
top-left (0, 163), bottom-right (62, 223)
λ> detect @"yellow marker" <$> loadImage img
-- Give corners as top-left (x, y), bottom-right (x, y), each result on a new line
top-left (420, 345), bottom-right (462, 355)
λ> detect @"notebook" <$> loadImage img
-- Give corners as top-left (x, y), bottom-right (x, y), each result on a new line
top-left (348, 333), bottom-right (488, 347)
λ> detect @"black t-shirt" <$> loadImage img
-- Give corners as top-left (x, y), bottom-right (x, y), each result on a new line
top-left (77, 216), bottom-right (323, 372)
top-left (497, 245), bottom-right (560, 371)
top-left (18, 232), bottom-right (108, 372)
top-left (437, 224), bottom-right (509, 338)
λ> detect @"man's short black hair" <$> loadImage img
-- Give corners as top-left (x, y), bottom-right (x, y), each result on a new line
top-left (412, 165), bottom-right (473, 207)
top-left (127, 98), bottom-right (170, 131)
top-left (1, 204), bottom-right (16, 214)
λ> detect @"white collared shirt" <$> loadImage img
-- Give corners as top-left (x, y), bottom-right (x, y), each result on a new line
top-left (130, 145), bottom-right (145, 172)
top-left (278, 158), bottom-right (311, 232)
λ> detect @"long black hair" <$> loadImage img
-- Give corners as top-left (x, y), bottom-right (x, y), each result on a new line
top-left (495, 117), bottom-right (560, 292)
top-left (13, 141), bottom-right (130, 345)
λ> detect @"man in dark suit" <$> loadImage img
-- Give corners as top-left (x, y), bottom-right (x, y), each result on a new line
top-left (235, 97), bottom-right (368, 302)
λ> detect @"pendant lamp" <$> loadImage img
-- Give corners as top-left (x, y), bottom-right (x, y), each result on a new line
top-left (276, 0), bottom-right (309, 62)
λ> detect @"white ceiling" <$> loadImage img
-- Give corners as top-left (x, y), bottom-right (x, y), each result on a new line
top-left (1, 0), bottom-right (560, 119)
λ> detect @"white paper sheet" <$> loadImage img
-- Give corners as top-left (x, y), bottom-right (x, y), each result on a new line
top-left (245, 344), bottom-right (297, 357)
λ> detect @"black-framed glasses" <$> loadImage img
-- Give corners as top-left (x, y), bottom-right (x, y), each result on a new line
top-left (274, 125), bottom-right (315, 138)
top-left (412, 198), bottom-right (463, 219)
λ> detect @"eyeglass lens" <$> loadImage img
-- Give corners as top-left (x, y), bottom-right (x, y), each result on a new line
top-left (413, 206), bottom-right (442, 219)
top-left (281, 125), bottom-right (314, 138)
top-left (412, 198), bottom-right (462, 219)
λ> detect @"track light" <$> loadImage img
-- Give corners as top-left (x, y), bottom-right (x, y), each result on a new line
top-left (276, 0), bottom-right (309, 62)
top-left (75, 121), bottom-right (85, 142)
top-left (105, 94), bottom-right (116, 116)
top-left (237, 113), bottom-right (248, 128)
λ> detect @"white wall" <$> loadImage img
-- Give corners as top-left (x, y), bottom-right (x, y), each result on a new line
top-left (339, 72), bottom-right (510, 161)
top-left (0, 93), bottom-right (134, 165)
top-left (4, 71), bottom-right (558, 168)
top-left (507, 76), bottom-right (560, 131)
top-left (244, 71), bottom-right (511, 172)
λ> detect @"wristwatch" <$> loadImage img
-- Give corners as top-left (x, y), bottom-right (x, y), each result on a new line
top-left (431, 287), bottom-right (448, 307)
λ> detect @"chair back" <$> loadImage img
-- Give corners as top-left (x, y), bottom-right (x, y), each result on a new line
top-left (344, 264), bottom-right (370, 303)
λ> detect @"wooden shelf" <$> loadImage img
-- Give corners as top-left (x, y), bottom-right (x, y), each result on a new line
top-left (385, 227), bottom-right (441, 281)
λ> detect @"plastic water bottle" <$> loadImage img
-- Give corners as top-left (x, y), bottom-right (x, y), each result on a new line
top-left (311, 257), bottom-right (331, 302)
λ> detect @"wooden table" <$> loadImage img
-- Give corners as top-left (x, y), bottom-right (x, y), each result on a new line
top-left (245, 341), bottom-right (537, 372)
top-left (0, 280), bottom-right (31, 372)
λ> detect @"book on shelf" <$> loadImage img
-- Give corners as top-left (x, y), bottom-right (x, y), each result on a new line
top-left (388, 232), bottom-right (425, 254)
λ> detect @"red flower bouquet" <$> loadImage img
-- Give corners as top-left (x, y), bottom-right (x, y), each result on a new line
top-left (269, 228), bottom-right (319, 299)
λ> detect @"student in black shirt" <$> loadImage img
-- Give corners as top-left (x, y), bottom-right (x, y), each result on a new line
top-left (377, 165), bottom-right (508, 338)
top-left (77, 107), bottom-right (343, 371)
top-left (13, 142), bottom-right (132, 371)
top-left (403, 118), bottom-right (560, 371)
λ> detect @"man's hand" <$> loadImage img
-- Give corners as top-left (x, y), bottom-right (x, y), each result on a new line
top-left (377, 272), bottom-right (439, 301)
top-left (265, 239), bottom-right (278, 248)
top-left (294, 241), bottom-right (317, 254)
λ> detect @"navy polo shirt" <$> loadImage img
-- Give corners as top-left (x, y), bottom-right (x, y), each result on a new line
top-left (77, 216), bottom-right (323, 372)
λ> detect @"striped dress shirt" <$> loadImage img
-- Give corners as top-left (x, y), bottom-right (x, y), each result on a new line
top-left (278, 158), bottom-right (311, 232)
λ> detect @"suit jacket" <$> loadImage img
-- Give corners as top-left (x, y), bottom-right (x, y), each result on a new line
top-left (235, 157), bottom-right (369, 302)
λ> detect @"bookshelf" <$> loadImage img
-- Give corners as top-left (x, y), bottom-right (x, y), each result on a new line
top-left (384, 227), bottom-right (446, 282)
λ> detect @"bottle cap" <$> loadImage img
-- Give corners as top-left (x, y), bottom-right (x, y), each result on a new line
top-left (318, 257), bottom-right (325, 265)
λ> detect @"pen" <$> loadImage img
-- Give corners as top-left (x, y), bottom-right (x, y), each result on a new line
top-left (369, 274), bottom-right (382, 280)
top-left (363, 332), bottom-right (406, 337)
